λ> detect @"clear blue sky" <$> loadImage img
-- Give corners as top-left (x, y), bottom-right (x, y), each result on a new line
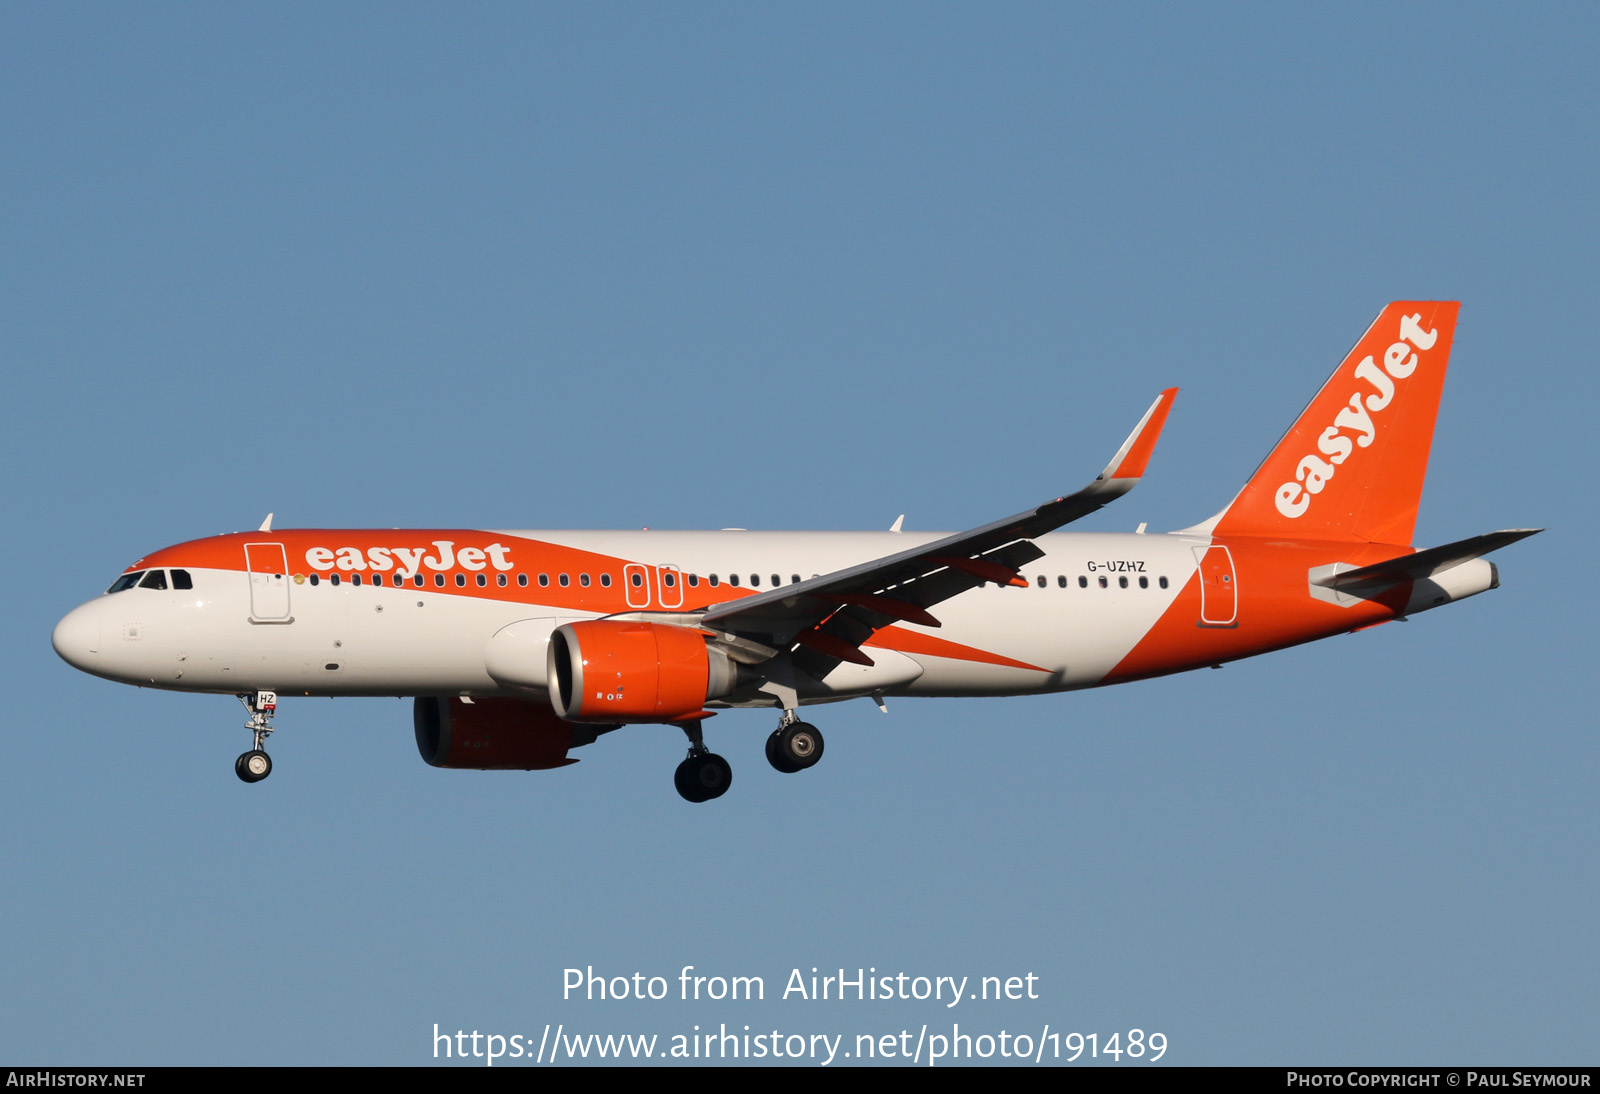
top-left (2, 3), bottom-right (1594, 1065)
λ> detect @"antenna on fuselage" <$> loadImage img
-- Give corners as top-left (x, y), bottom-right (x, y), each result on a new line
top-left (889, 514), bottom-right (904, 533)
top-left (258, 513), bottom-right (274, 532)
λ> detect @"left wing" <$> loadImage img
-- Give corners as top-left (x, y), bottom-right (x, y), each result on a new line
top-left (696, 388), bottom-right (1178, 676)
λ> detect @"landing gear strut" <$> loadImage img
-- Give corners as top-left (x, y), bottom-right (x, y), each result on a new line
top-left (673, 720), bottom-right (731, 803)
top-left (766, 710), bottom-right (824, 774)
top-left (235, 690), bottom-right (277, 783)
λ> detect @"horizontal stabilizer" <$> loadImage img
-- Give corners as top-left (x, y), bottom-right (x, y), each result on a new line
top-left (1312, 529), bottom-right (1542, 593)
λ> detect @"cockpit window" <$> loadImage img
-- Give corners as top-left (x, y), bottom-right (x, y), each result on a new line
top-left (171, 569), bottom-right (193, 590)
top-left (139, 570), bottom-right (169, 590)
top-left (108, 571), bottom-right (144, 594)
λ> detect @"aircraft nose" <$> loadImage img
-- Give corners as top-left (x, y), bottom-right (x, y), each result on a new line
top-left (53, 601), bottom-right (102, 672)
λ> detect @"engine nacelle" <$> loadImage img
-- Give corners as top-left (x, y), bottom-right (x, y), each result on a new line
top-left (414, 696), bottom-right (582, 770)
top-left (548, 620), bottom-right (738, 723)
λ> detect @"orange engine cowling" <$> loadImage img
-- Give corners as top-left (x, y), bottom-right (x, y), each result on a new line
top-left (414, 696), bottom-right (582, 770)
top-left (548, 620), bottom-right (738, 723)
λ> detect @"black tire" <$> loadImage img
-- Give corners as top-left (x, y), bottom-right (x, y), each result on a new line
top-left (696, 753), bottom-right (732, 800)
top-left (766, 729), bottom-right (798, 774)
top-left (775, 721), bottom-right (824, 771)
top-left (674, 757), bottom-right (703, 802)
top-left (236, 749), bottom-right (271, 783)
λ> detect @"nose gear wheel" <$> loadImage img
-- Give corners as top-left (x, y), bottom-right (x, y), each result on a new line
top-left (235, 749), bottom-right (272, 783)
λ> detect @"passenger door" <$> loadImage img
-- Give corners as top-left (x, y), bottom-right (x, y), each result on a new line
top-left (244, 542), bottom-right (292, 622)
top-left (1194, 545), bottom-right (1237, 627)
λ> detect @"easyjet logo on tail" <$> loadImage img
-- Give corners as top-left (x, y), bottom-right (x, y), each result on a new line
top-left (1274, 313), bottom-right (1439, 519)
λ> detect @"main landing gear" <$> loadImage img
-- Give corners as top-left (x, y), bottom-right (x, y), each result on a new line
top-left (670, 710), bottom-right (827, 803)
top-left (766, 711), bottom-right (825, 774)
top-left (235, 690), bottom-right (277, 784)
top-left (674, 720), bottom-right (731, 804)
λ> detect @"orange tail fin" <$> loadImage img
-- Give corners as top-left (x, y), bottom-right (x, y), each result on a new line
top-left (1208, 301), bottom-right (1460, 547)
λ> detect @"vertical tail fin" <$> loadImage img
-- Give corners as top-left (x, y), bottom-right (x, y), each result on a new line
top-left (1208, 301), bottom-right (1460, 546)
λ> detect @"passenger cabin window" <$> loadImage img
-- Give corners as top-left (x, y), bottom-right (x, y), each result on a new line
top-left (139, 570), bottom-right (168, 590)
top-left (454, 574), bottom-right (466, 587)
top-left (539, 574), bottom-right (549, 587)
top-left (791, 574), bottom-right (801, 585)
top-left (600, 574), bottom-right (612, 587)
top-left (728, 574), bottom-right (740, 587)
top-left (750, 574), bottom-right (760, 587)
top-left (433, 574), bottom-right (444, 588)
top-left (351, 574), bottom-right (362, 586)
top-left (517, 574), bottom-right (528, 587)
top-left (1159, 576), bottom-right (1169, 589)
top-left (331, 574), bottom-right (342, 586)
top-left (1057, 575), bottom-right (1067, 588)
top-left (497, 574), bottom-right (507, 587)
top-left (688, 575), bottom-right (699, 587)
top-left (559, 574), bottom-right (570, 587)
top-left (1079, 576), bottom-right (1088, 588)
top-left (663, 572), bottom-right (676, 588)
top-left (629, 572), bottom-right (643, 588)
top-left (709, 575), bottom-right (720, 587)
top-left (1036, 575), bottom-right (1047, 588)
top-left (579, 574), bottom-right (590, 587)
top-left (372, 574), bottom-right (383, 587)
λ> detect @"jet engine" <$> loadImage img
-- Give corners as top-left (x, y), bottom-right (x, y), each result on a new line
top-left (547, 620), bottom-right (741, 723)
top-left (414, 695), bottom-right (586, 770)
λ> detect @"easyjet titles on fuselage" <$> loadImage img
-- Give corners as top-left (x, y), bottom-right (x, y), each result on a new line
top-left (304, 540), bottom-right (516, 575)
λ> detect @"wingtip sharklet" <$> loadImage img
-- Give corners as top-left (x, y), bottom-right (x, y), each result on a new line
top-left (1099, 387), bottom-right (1178, 485)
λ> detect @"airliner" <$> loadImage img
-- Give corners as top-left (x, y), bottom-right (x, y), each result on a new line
top-left (53, 302), bottom-right (1538, 802)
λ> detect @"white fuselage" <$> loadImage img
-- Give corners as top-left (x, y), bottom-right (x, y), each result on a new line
top-left (54, 529), bottom-right (1204, 704)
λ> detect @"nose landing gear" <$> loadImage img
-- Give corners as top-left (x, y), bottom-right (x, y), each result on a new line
top-left (235, 691), bottom-right (277, 784)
